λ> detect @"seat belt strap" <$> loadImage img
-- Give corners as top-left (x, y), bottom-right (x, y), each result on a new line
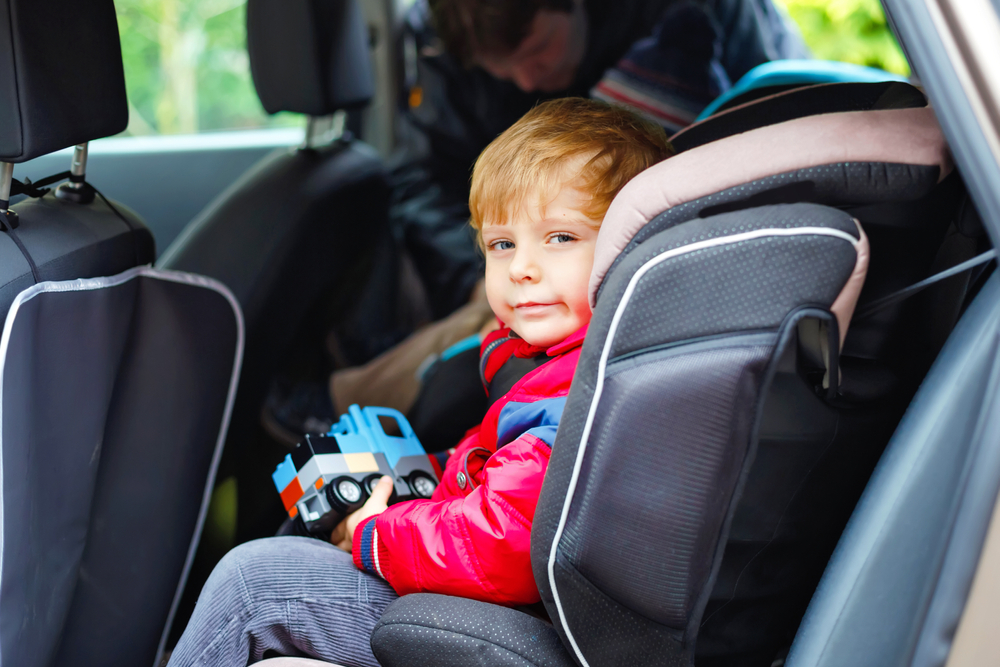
top-left (855, 249), bottom-right (996, 320)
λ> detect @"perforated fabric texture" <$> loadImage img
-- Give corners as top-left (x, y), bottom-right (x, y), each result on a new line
top-left (610, 235), bottom-right (854, 358)
top-left (532, 204), bottom-right (862, 666)
top-left (671, 81), bottom-right (926, 153)
top-left (598, 162), bottom-right (938, 306)
top-left (371, 594), bottom-right (575, 667)
top-left (0, 0), bottom-right (127, 161)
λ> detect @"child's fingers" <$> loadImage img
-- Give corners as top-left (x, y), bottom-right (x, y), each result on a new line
top-left (369, 475), bottom-right (394, 505)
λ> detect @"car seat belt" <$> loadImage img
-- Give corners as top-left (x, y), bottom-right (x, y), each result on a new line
top-left (854, 249), bottom-right (996, 321)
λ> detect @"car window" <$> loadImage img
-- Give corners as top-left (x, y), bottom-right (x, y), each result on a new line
top-left (775, 0), bottom-right (910, 75)
top-left (115, 0), bottom-right (302, 136)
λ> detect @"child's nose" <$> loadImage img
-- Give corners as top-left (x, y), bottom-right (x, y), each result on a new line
top-left (509, 247), bottom-right (540, 282)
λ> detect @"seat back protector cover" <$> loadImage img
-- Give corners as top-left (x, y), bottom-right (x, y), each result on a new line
top-left (0, 267), bottom-right (243, 667)
top-left (532, 203), bottom-right (864, 665)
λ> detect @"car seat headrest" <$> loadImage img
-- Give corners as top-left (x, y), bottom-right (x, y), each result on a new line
top-left (590, 106), bottom-right (951, 308)
top-left (671, 80), bottom-right (927, 153)
top-left (247, 0), bottom-right (375, 116)
top-left (0, 0), bottom-right (128, 163)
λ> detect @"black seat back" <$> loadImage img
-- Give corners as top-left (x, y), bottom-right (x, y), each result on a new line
top-left (158, 0), bottom-right (390, 538)
top-left (0, 4), bottom-right (244, 665)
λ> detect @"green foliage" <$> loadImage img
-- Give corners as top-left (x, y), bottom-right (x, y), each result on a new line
top-left (115, 0), bottom-right (301, 135)
top-left (774, 0), bottom-right (910, 76)
top-left (116, 0), bottom-right (909, 136)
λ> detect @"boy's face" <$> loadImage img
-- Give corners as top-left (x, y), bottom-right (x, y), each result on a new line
top-left (482, 182), bottom-right (599, 348)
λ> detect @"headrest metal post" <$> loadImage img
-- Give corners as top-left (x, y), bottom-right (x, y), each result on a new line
top-left (55, 143), bottom-right (95, 204)
top-left (0, 162), bottom-right (13, 209)
top-left (302, 112), bottom-right (346, 150)
top-left (69, 143), bottom-right (89, 189)
top-left (0, 162), bottom-right (18, 230)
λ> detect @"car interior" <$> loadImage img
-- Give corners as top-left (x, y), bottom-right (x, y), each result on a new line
top-left (0, 0), bottom-right (997, 666)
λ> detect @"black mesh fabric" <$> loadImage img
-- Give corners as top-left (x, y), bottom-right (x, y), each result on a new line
top-left (563, 339), bottom-right (774, 625)
top-left (371, 594), bottom-right (574, 667)
top-left (532, 204), bottom-right (863, 666)
top-left (671, 81), bottom-right (926, 153)
top-left (609, 235), bottom-right (854, 358)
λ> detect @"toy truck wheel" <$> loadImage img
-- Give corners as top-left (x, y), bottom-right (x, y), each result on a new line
top-left (326, 476), bottom-right (366, 511)
top-left (408, 471), bottom-right (437, 499)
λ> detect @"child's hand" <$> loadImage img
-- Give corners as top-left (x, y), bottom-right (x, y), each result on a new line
top-left (331, 476), bottom-right (394, 552)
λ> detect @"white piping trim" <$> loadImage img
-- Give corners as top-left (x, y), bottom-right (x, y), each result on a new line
top-left (545, 227), bottom-right (859, 666)
top-left (373, 526), bottom-right (385, 579)
top-left (0, 265), bottom-right (244, 667)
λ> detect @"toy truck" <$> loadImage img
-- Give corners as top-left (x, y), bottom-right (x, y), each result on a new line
top-left (272, 404), bottom-right (441, 537)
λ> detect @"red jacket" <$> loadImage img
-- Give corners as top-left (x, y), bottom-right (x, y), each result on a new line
top-left (352, 324), bottom-right (587, 605)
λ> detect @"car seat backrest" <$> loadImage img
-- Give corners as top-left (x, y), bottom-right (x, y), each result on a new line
top-left (0, 0), bottom-right (155, 318)
top-left (592, 105), bottom-right (950, 302)
top-left (247, 0), bottom-right (374, 115)
top-left (0, 268), bottom-right (242, 667)
top-left (531, 104), bottom-right (969, 665)
top-left (0, 5), bottom-right (245, 666)
top-left (158, 0), bottom-right (389, 541)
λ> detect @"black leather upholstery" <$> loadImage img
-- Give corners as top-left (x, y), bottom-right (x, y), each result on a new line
top-left (247, 0), bottom-right (374, 115)
top-left (0, 0), bottom-right (128, 162)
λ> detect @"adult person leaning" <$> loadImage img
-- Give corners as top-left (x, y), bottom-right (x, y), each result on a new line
top-left (267, 0), bottom-right (807, 452)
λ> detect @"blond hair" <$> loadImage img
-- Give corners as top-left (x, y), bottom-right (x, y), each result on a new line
top-left (469, 98), bottom-right (674, 242)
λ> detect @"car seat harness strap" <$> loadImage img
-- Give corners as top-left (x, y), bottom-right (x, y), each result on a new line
top-left (855, 249), bottom-right (996, 320)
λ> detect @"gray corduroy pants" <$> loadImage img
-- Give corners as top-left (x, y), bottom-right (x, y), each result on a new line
top-left (167, 537), bottom-right (398, 667)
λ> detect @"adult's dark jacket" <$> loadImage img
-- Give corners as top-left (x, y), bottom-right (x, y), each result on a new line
top-left (392, 0), bottom-right (807, 318)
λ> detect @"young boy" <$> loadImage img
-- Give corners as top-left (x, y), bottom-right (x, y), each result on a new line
top-left (168, 98), bottom-right (673, 667)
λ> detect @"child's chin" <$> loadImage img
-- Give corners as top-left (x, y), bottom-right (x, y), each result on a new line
top-left (518, 325), bottom-right (569, 349)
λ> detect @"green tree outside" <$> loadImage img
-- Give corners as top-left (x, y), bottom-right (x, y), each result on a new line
top-left (114, 0), bottom-right (910, 137)
top-left (115, 0), bottom-right (299, 136)
top-left (774, 0), bottom-right (910, 75)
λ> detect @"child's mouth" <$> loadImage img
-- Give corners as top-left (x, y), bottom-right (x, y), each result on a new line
top-left (515, 302), bottom-right (558, 316)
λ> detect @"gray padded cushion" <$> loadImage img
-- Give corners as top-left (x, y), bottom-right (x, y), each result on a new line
top-left (532, 203), bottom-right (862, 665)
top-left (0, 267), bottom-right (242, 667)
top-left (600, 162), bottom-right (939, 307)
top-left (372, 594), bottom-right (575, 667)
top-left (247, 0), bottom-right (374, 115)
top-left (0, 0), bottom-right (128, 161)
top-left (0, 196), bottom-right (155, 318)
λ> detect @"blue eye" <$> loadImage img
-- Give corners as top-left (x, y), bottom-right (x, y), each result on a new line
top-left (490, 240), bottom-right (515, 251)
top-left (550, 233), bottom-right (575, 244)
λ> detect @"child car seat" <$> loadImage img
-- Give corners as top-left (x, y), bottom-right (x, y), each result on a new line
top-left (368, 83), bottom-right (985, 666)
top-left (0, 3), bottom-right (243, 666)
top-left (158, 0), bottom-right (389, 538)
top-left (696, 59), bottom-right (909, 121)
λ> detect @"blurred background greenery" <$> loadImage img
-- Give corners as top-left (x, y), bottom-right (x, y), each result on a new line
top-left (114, 0), bottom-right (910, 136)
top-left (774, 0), bottom-right (910, 76)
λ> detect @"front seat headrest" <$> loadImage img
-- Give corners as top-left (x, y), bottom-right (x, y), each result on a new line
top-left (0, 0), bottom-right (128, 162)
top-left (247, 0), bottom-right (375, 116)
top-left (590, 106), bottom-right (952, 307)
